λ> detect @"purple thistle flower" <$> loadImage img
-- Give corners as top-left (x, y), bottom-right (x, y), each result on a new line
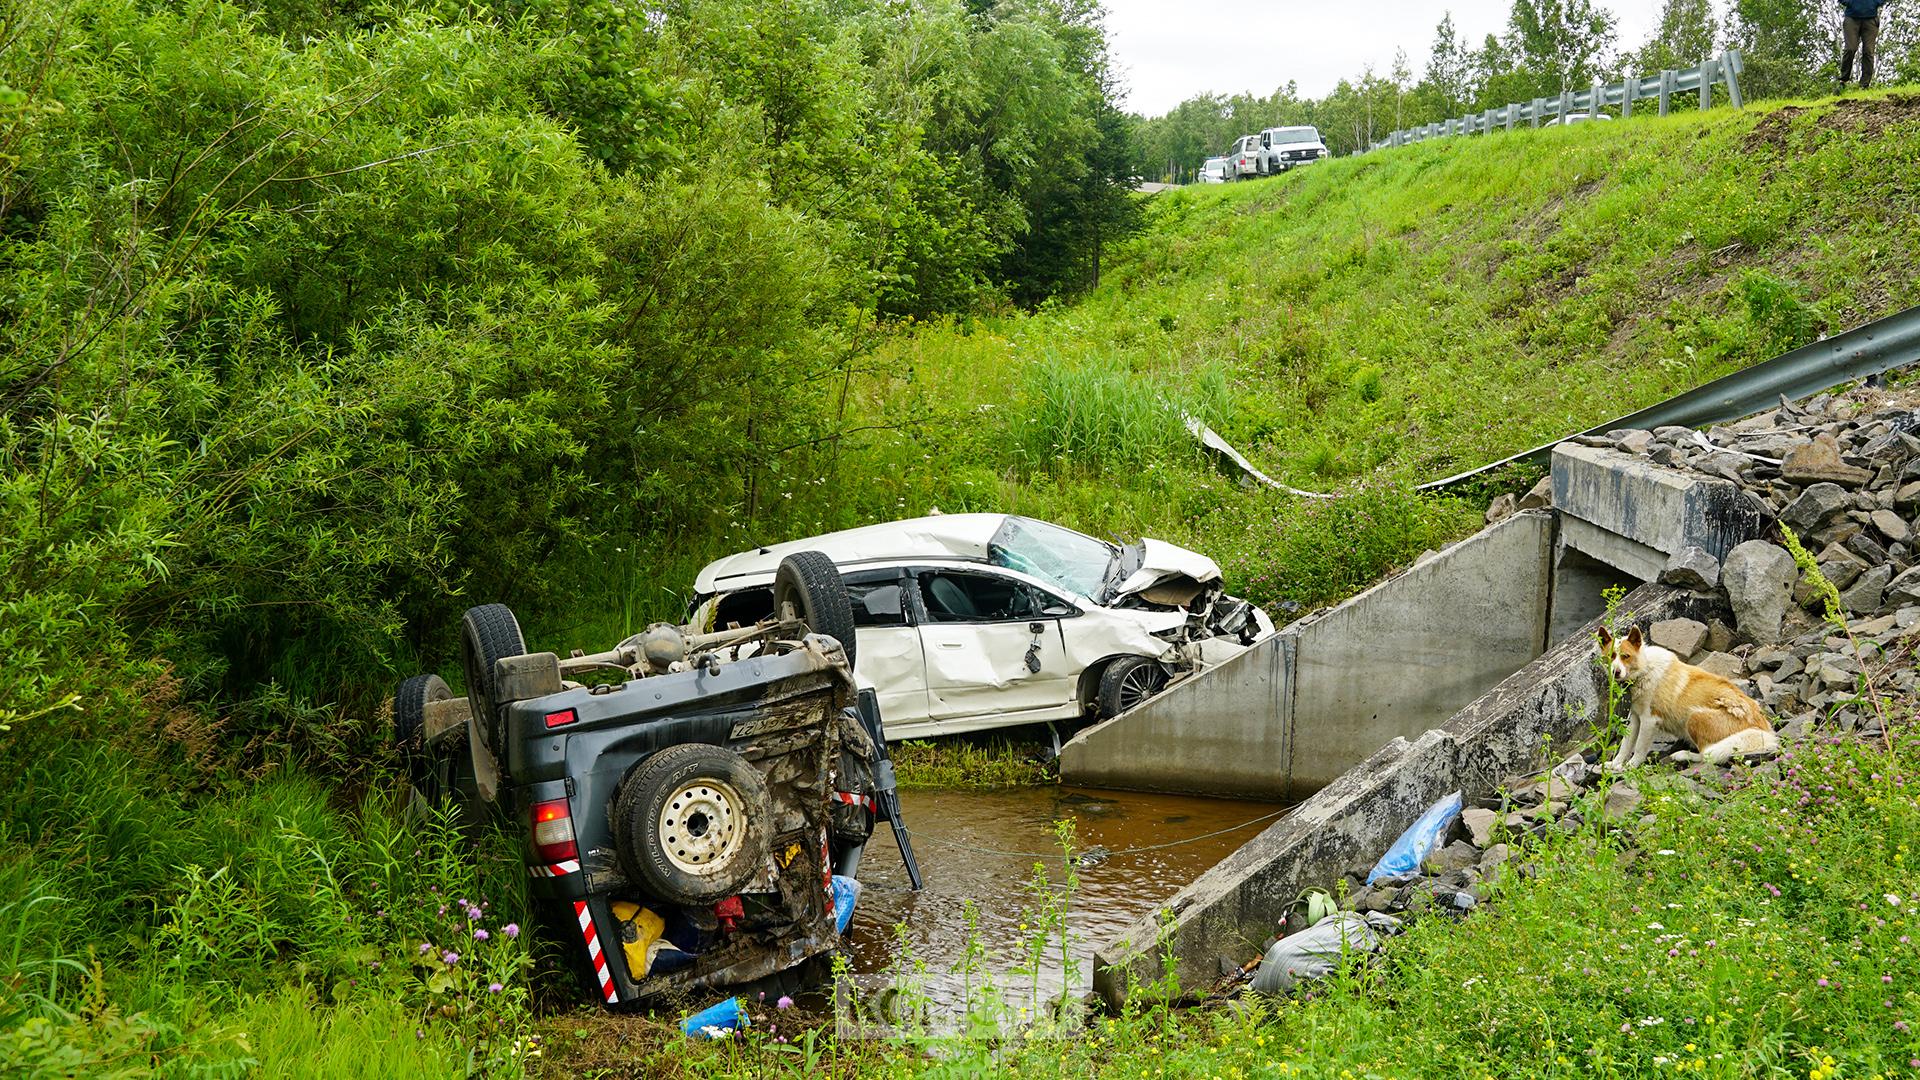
top-left (502, 923), bottom-right (519, 939)
top-left (776, 995), bottom-right (794, 1010)
top-left (442, 950), bottom-right (460, 966)
top-left (489, 982), bottom-right (504, 994)
top-left (473, 928), bottom-right (490, 942)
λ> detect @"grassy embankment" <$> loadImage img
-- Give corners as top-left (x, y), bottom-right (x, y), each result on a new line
top-left (11, 89), bottom-right (1920, 1077)
top-left (556, 728), bottom-right (1920, 1079)
top-left (558, 90), bottom-right (1920, 645)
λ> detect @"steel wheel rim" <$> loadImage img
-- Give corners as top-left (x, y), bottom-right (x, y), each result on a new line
top-left (1116, 664), bottom-right (1168, 712)
top-left (658, 779), bottom-right (745, 876)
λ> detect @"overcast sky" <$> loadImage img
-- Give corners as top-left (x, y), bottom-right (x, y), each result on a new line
top-left (1104, 1), bottom-right (1669, 116)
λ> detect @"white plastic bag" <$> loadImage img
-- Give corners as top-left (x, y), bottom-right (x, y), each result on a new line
top-left (1251, 911), bottom-right (1400, 996)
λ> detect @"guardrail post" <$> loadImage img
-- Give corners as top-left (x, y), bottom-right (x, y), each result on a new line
top-left (1530, 98), bottom-right (1543, 127)
top-left (1699, 56), bottom-right (1715, 111)
top-left (1505, 104), bottom-right (1515, 130)
top-left (1724, 49), bottom-right (1744, 109)
top-left (1590, 81), bottom-right (1604, 118)
top-left (1559, 89), bottom-right (1573, 122)
top-left (1622, 75), bottom-right (1635, 118)
top-left (1483, 108), bottom-right (1494, 133)
top-left (1658, 69), bottom-right (1673, 115)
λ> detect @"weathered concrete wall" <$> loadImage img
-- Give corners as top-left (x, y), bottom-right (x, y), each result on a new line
top-left (1089, 582), bottom-right (1714, 1008)
top-left (1552, 442), bottom-right (1767, 573)
top-left (1285, 510), bottom-right (1553, 792)
top-left (1060, 512), bottom-right (1553, 800)
top-left (1055, 631), bottom-right (1295, 800)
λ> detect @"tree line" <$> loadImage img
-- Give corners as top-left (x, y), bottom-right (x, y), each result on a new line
top-left (1133, 0), bottom-right (1920, 178)
top-left (0, 0), bottom-right (1140, 752)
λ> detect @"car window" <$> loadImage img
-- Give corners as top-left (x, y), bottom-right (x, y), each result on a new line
top-left (847, 580), bottom-right (906, 627)
top-left (918, 571), bottom-right (1051, 623)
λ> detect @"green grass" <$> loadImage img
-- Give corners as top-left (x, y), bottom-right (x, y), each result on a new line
top-left (543, 89), bottom-right (1920, 646)
top-left (11, 89), bottom-right (1920, 1078)
top-left (569, 729), bottom-right (1920, 1079)
top-left (890, 737), bottom-right (1057, 789)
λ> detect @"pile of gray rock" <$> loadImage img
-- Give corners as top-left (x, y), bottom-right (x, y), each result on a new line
top-left (1337, 388), bottom-right (1919, 927)
top-left (1566, 388), bottom-right (1919, 738)
top-left (1335, 758), bottom-right (1644, 923)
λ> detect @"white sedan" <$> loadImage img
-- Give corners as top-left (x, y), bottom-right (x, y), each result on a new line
top-left (687, 514), bottom-right (1273, 741)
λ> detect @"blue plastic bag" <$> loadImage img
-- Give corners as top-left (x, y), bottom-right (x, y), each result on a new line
top-left (1365, 791), bottom-right (1463, 884)
top-left (830, 874), bottom-right (862, 934)
top-left (681, 997), bottom-right (749, 1038)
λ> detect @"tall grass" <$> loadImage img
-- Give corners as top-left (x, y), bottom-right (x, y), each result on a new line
top-left (1008, 352), bottom-right (1235, 474)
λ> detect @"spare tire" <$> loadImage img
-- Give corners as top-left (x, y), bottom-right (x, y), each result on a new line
top-left (612, 743), bottom-right (773, 906)
top-left (772, 550), bottom-right (858, 670)
top-left (459, 603), bottom-right (526, 763)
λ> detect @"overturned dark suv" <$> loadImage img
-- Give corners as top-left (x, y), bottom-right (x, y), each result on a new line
top-left (393, 552), bottom-right (912, 1006)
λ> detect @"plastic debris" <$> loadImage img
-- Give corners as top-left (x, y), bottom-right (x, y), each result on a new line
top-left (681, 997), bottom-right (749, 1038)
top-left (830, 874), bottom-right (862, 934)
top-left (1251, 911), bottom-right (1401, 996)
top-left (1366, 790), bottom-right (1463, 884)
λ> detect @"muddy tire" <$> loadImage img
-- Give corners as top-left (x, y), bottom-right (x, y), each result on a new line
top-left (613, 744), bottom-right (773, 906)
top-left (1096, 656), bottom-right (1170, 718)
top-left (393, 673), bottom-right (451, 755)
top-left (459, 603), bottom-right (526, 765)
top-left (772, 550), bottom-right (857, 670)
top-left (395, 673), bottom-right (468, 806)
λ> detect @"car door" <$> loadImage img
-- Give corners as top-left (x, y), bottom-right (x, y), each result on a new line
top-left (841, 569), bottom-right (930, 735)
top-left (912, 567), bottom-right (1077, 725)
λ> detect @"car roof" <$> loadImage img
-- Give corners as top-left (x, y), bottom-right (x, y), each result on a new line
top-left (692, 513), bottom-right (1011, 595)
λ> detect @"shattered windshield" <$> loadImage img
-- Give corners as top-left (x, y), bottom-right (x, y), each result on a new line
top-left (988, 517), bottom-right (1115, 600)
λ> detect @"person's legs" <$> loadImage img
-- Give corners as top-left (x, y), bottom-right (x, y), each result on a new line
top-left (1842, 17), bottom-right (1862, 86)
top-left (1861, 17), bottom-right (1880, 89)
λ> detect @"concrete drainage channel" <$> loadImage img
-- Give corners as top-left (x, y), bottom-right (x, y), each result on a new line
top-left (1056, 394), bottom-right (1910, 1007)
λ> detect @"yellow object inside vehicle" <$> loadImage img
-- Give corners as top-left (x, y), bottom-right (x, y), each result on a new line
top-left (612, 901), bottom-right (666, 978)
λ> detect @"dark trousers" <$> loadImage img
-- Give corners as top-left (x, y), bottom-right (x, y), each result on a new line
top-left (1842, 16), bottom-right (1880, 89)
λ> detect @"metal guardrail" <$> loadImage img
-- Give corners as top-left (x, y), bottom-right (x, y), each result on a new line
top-left (1418, 301), bottom-right (1920, 490)
top-left (1364, 50), bottom-right (1744, 153)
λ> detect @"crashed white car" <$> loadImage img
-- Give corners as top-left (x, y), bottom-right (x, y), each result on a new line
top-left (688, 514), bottom-right (1274, 741)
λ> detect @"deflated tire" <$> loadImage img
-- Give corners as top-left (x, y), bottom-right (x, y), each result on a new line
top-left (613, 744), bottom-right (773, 906)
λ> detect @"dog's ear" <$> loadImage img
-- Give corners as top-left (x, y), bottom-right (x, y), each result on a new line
top-left (1596, 626), bottom-right (1612, 646)
top-left (1626, 625), bottom-right (1643, 646)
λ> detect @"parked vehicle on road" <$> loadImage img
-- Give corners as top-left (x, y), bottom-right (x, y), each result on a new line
top-left (393, 553), bottom-right (920, 1006)
top-left (1228, 134), bottom-right (1268, 180)
top-left (1259, 126), bottom-right (1330, 171)
top-left (1199, 156), bottom-right (1229, 184)
top-left (689, 515), bottom-right (1275, 741)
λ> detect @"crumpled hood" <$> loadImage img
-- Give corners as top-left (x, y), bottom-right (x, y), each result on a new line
top-left (1110, 539), bottom-right (1224, 602)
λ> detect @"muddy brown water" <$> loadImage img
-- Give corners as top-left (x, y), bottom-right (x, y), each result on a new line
top-left (844, 785), bottom-right (1288, 1003)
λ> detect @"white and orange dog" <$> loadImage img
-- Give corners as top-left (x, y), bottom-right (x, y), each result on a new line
top-left (1597, 625), bottom-right (1778, 769)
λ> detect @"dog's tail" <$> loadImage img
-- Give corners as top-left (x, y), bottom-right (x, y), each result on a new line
top-left (1698, 726), bottom-right (1779, 764)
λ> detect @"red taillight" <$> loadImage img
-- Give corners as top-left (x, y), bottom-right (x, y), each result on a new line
top-left (531, 797), bottom-right (578, 862)
top-left (544, 708), bottom-right (577, 729)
